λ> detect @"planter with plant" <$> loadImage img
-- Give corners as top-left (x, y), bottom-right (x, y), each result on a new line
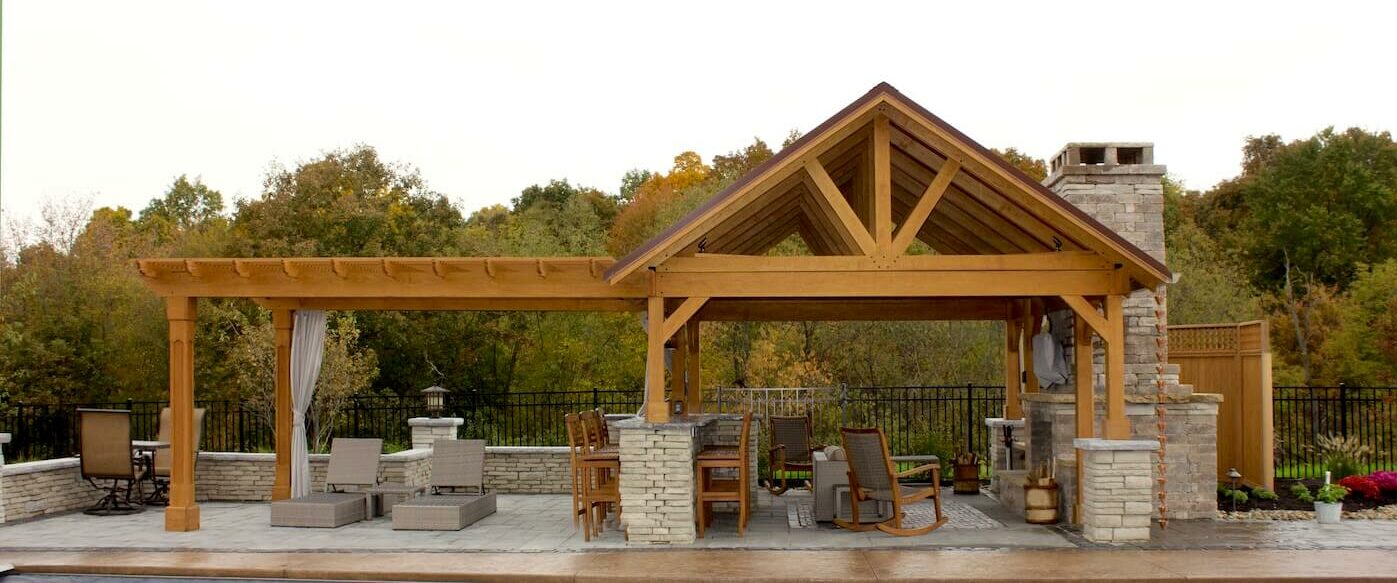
top-left (1313, 480), bottom-right (1347, 524)
top-left (952, 451), bottom-right (981, 494)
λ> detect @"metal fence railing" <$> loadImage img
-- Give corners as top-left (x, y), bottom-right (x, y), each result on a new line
top-left (1273, 384), bottom-right (1397, 478)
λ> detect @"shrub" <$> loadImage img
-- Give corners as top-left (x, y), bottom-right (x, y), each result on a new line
top-left (1291, 482), bottom-right (1315, 503)
top-left (1253, 488), bottom-right (1279, 501)
top-left (1315, 483), bottom-right (1347, 504)
top-left (1308, 434), bottom-right (1372, 479)
top-left (1218, 483), bottom-right (1232, 495)
top-left (1228, 489), bottom-right (1249, 504)
top-left (1369, 470), bottom-right (1397, 493)
top-left (1338, 475), bottom-right (1381, 500)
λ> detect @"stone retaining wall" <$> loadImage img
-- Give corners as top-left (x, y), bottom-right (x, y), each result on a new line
top-left (1, 446), bottom-right (573, 522)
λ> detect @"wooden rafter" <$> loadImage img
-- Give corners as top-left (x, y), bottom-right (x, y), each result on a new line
top-left (891, 158), bottom-right (959, 255)
top-left (889, 150), bottom-right (1048, 252)
top-left (662, 297), bottom-right (709, 340)
top-left (803, 159), bottom-right (877, 256)
top-left (873, 113), bottom-right (893, 251)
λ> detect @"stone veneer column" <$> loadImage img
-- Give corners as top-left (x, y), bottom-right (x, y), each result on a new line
top-left (984, 418), bottom-right (1024, 490)
top-left (408, 417), bottom-right (462, 450)
top-left (1, 432), bottom-right (9, 523)
top-left (1075, 438), bottom-right (1158, 543)
top-left (617, 420), bottom-right (698, 544)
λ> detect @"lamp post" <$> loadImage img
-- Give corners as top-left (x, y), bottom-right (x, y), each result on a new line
top-left (1227, 468), bottom-right (1242, 513)
top-left (422, 386), bottom-right (448, 419)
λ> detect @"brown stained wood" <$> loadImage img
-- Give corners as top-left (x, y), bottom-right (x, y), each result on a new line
top-left (686, 323), bottom-right (702, 412)
top-left (696, 298), bottom-right (1009, 321)
top-left (896, 183), bottom-right (1022, 254)
top-left (1074, 310), bottom-right (1094, 525)
top-left (254, 298), bottom-right (645, 312)
top-left (1021, 300), bottom-right (1038, 395)
top-left (272, 310), bottom-right (293, 502)
top-left (889, 149), bottom-right (1048, 252)
top-left (1104, 294), bottom-right (1128, 439)
top-left (663, 253), bottom-right (1110, 273)
top-left (800, 187), bottom-right (862, 256)
top-left (1060, 295), bottom-right (1109, 337)
top-left (661, 297), bottom-right (709, 340)
top-left (656, 269), bottom-right (1114, 298)
top-left (891, 158), bottom-right (958, 255)
top-left (165, 297), bottom-right (200, 532)
top-left (873, 114), bottom-right (893, 251)
top-left (702, 174), bottom-right (806, 255)
top-left (646, 295), bottom-right (669, 422)
top-left (796, 208), bottom-right (842, 256)
top-left (670, 325), bottom-right (687, 407)
top-left (804, 159), bottom-right (877, 256)
top-left (1004, 310), bottom-right (1023, 420)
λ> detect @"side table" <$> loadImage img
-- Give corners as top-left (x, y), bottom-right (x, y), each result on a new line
top-left (366, 484), bottom-right (426, 517)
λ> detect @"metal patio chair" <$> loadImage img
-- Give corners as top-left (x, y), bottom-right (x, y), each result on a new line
top-left (77, 409), bottom-right (145, 515)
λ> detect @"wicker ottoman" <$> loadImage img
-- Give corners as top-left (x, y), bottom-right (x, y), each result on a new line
top-left (391, 493), bottom-right (497, 531)
top-left (270, 492), bottom-right (369, 528)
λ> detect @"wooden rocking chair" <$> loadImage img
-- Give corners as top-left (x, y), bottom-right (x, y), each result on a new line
top-left (765, 415), bottom-right (823, 495)
top-left (834, 426), bottom-right (946, 536)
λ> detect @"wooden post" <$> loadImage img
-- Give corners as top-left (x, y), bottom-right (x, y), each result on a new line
top-left (271, 309), bottom-right (294, 501)
top-left (1004, 313), bottom-right (1022, 420)
top-left (645, 295), bottom-right (669, 422)
top-left (1104, 295), bottom-right (1129, 439)
top-left (1074, 311), bottom-right (1095, 524)
top-left (1021, 300), bottom-right (1038, 394)
top-left (686, 322), bottom-right (702, 413)
top-left (670, 326), bottom-right (686, 410)
top-left (164, 297), bottom-right (200, 532)
top-left (872, 113), bottom-right (892, 251)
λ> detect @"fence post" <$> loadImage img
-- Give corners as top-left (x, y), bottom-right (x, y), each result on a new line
top-left (1338, 382), bottom-right (1349, 437)
top-left (965, 383), bottom-right (975, 457)
top-left (839, 384), bottom-right (849, 428)
top-left (592, 386), bottom-right (599, 411)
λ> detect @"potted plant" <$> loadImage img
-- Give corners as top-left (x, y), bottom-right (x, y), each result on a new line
top-left (1314, 481), bottom-right (1346, 524)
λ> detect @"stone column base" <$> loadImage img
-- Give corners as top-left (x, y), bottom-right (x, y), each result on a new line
top-left (617, 419), bottom-right (698, 544)
top-left (1076, 438), bottom-right (1158, 543)
top-left (408, 417), bottom-right (463, 450)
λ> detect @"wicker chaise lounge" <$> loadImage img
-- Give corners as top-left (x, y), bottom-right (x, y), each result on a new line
top-left (392, 439), bottom-right (497, 531)
top-left (270, 437), bottom-right (382, 528)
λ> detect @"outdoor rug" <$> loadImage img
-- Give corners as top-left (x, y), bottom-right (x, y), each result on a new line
top-left (788, 496), bottom-right (1004, 529)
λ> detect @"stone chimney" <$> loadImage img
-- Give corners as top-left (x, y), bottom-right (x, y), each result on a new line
top-left (1045, 142), bottom-right (1176, 398)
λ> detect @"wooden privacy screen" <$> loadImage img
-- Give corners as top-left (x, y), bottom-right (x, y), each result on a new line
top-left (1168, 321), bottom-right (1274, 489)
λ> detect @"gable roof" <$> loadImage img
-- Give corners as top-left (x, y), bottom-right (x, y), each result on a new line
top-left (605, 82), bottom-right (1172, 288)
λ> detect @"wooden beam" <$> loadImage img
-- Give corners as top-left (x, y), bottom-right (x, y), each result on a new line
top-left (1021, 299), bottom-right (1038, 394)
top-left (164, 297), bottom-right (200, 532)
top-left (696, 297), bottom-right (1010, 322)
top-left (254, 298), bottom-right (645, 312)
top-left (1060, 295), bottom-right (1108, 338)
top-left (655, 269), bottom-right (1115, 298)
top-left (271, 310), bottom-right (293, 501)
top-left (661, 297), bottom-right (709, 340)
top-left (663, 252), bottom-right (1111, 273)
top-left (873, 113), bottom-right (893, 251)
top-left (645, 295), bottom-right (669, 422)
top-left (1004, 309), bottom-right (1023, 420)
top-left (891, 159), bottom-right (959, 255)
top-left (1104, 294), bottom-right (1129, 439)
top-left (803, 159), bottom-right (877, 256)
top-left (670, 325), bottom-right (687, 410)
top-left (686, 322), bottom-right (702, 413)
top-left (1074, 309), bottom-right (1094, 524)
top-left (137, 257), bottom-right (646, 300)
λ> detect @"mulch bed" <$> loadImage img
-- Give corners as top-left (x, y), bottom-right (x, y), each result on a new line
top-left (1221, 478), bottom-right (1397, 512)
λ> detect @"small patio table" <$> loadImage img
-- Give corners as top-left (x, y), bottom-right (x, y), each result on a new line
top-left (366, 483), bottom-right (427, 517)
top-left (131, 440), bottom-right (169, 505)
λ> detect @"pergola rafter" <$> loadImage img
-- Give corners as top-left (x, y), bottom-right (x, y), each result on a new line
top-left (135, 82), bottom-right (1170, 532)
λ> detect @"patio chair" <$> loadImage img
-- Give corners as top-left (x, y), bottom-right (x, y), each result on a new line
top-left (269, 437), bottom-right (382, 528)
top-left (568, 412), bottom-right (620, 541)
top-left (392, 439), bottom-right (497, 530)
top-left (695, 411), bottom-right (752, 537)
top-left (147, 406), bottom-right (207, 505)
top-left (766, 414), bottom-right (823, 495)
top-left (835, 426), bottom-right (946, 536)
top-left (77, 409), bottom-right (145, 515)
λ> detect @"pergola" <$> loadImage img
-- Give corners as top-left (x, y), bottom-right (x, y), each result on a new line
top-left (136, 82), bottom-right (1169, 532)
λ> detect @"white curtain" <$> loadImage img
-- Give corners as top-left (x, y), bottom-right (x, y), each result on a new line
top-left (290, 310), bottom-right (328, 497)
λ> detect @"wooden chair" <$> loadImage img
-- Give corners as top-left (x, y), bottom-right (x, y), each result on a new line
top-left (77, 409), bottom-right (145, 515)
top-left (567, 413), bottom-right (620, 541)
top-left (766, 414), bottom-right (822, 495)
top-left (834, 426), bottom-right (946, 536)
top-left (695, 411), bottom-right (752, 538)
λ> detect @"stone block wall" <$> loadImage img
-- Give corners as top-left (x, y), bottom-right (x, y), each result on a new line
top-left (1077, 440), bottom-right (1158, 543)
top-left (1, 458), bottom-right (98, 522)
top-left (484, 447), bottom-right (570, 493)
top-left (407, 417), bottom-right (462, 450)
top-left (617, 421), bottom-right (698, 544)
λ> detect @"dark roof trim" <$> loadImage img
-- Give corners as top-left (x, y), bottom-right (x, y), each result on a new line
top-left (605, 82), bottom-right (1171, 284)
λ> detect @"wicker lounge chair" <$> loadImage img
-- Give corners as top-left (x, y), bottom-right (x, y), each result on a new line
top-left (78, 409), bottom-right (145, 515)
top-left (835, 426), bottom-right (946, 536)
top-left (392, 439), bottom-right (497, 530)
top-left (766, 414), bottom-right (823, 495)
top-left (270, 437), bottom-right (382, 528)
top-left (147, 407), bottom-right (207, 505)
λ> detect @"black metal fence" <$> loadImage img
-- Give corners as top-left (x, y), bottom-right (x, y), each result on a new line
top-left (1273, 384), bottom-right (1397, 478)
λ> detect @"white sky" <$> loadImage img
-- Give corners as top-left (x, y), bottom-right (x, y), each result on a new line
top-left (3, 1), bottom-right (1394, 228)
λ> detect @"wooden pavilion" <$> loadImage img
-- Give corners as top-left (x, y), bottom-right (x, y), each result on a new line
top-left (136, 82), bottom-right (1170, 532)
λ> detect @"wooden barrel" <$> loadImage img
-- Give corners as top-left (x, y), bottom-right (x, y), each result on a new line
top-left (953, 463), bottom-right (980, 495)
top-left (1024, 482), bottom-right (1060, 524)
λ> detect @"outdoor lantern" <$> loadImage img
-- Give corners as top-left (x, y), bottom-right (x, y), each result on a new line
top-left (1227, 467), bottom-right (1242, 512)
top-left (422, 386), bottom-right (448, 418)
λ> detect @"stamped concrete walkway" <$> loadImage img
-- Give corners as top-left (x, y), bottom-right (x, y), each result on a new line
top-left (2, 549), bottom-right (1394, 582)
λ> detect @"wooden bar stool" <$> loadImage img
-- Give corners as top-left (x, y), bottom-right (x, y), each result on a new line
top-left (695, 411), bottom-right (752, 538)
top-left (570, 412), bottom-right (620, 541)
